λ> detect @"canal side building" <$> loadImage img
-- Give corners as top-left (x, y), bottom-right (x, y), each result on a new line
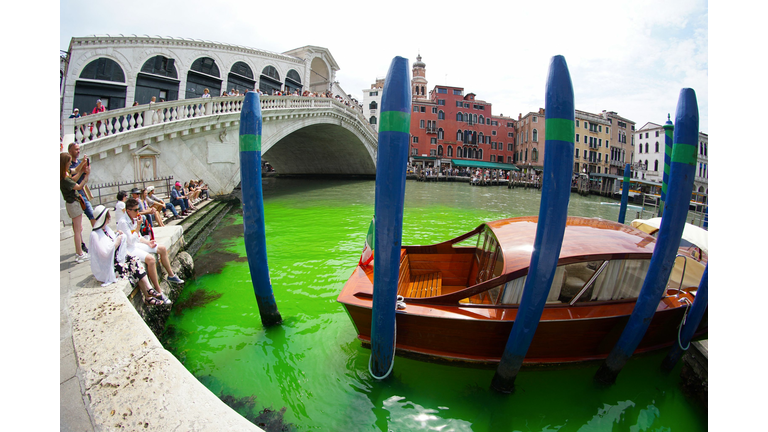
top-left (363, 54), bottom-right (517, 173)
top-left (634, 121), bottom-right (708, 202)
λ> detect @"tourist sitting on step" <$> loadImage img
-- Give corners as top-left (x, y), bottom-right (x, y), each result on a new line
top-left (130, 188), bottom-right (158, 227)
top-left (185, 181), bottom-right (201, 204)
top-left (146, 186), bottom-right (181, 221)
top-left (171, 181), bottom-right (196, 214)
top-left (138, 187), bottom-right (166, 227)
top-left (88, 205), bottom-right (164, 305)
top-left (118, 197), bottom-right (185, 305)
top-left (196, 179), bottom-right (210, 200)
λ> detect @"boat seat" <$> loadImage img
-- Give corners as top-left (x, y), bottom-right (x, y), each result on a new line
top-left (397, 254), bottom-right (443, 298)
top-left (406, 272), bottom-right (443, 298)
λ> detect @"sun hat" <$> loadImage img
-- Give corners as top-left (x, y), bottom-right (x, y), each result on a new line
top-left (146, 185), bottom-right (155, 192)
top-left (130, 187), bottom-right (141, 194)
top-left (93, 205), bottom-right (109, 230)
top-left (175, 181), bottom-right (181, 187)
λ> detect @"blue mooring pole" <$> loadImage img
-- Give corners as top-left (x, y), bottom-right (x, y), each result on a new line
top-left (239, 92), bottom-right (282, 327)
top-left (490, 55), bottom-right (574, 393)
top-left (594, 88), bottom-right (699, 385)
top-left (369, 56), bottom-right (411, 379)
top-left (661, 264), bottom-right (708, 372)
top-left (659, 114), bottom-right (674, 217)
top-left (618, 163), bottom-right (631, 224)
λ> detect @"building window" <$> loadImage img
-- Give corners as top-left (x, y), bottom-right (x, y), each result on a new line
top-left (369, 101), bottom-right (378, 110)
top-left (508, 143), bottom-right (513, 151)
top-left (532, 129), bottom-right (538, 142)
top-left (438, 99), bottom-right (445, 105)
top-left (655, 142), bottom-right (659, 152)
top-left (645, 143), bottom-right (649, 153)
top-left (437, 88), bottom-right (447, 94)
top-left (576, 133), bottom-right (579, 142)
top-left (430, 149), bottom-right (436, 156)
top-left (413, 136), bottom-right (418, 143)
top-left (438, 110), bottom-right (445, 120)
top-left (457, 112), bottom-right (463, 121)
top-left (491, 155), bottom-right (496, 162)
top-left (431, 137), bottom-right (437, 144)
top-left (420, 120), bottom-right (425, 128)
top-left (413, 106), bottom-right (419, 112)
top-left (453, 89), bottom-right (462, 95)
top-left (420, 106), bottom-right (426, 113)
top-left (533, 116), bottom-right (537, 123)
top-left (438, 145), bottom-right (443, 155)
top-left (447, 146), bottom-right (453, 157)
top-left (457, 130), bottom-right (463, 141)
top-left (411, 148), bottom-right (417, 156)
top-left (655, 160), bottom-right (659, 171)
top-left (438, 128), bottom-right (444, 140)
top-left (369, 116), bottom-right (377, 125)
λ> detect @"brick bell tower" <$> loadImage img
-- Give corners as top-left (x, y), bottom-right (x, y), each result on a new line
top-left (411, 54), bottom-right (428, 100)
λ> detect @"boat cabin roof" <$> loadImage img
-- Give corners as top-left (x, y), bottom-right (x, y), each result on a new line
top-left (484, 216), bottom-right (657, 276)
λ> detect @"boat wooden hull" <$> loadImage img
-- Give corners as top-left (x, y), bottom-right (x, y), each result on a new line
top-left (341, 300), bottom-right (707, 364)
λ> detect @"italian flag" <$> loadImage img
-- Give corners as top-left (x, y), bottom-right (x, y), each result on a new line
top-left (359, 217), bottom-right (375, 267)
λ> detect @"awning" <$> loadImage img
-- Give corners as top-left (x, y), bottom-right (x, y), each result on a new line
top-left (450, 159), bottom-right (520, 171)
top-left (412, 156), bottom-right (436, 160)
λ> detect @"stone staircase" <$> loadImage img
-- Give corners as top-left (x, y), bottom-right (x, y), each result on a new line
top-left (170, 197), bottom-right (238, 257)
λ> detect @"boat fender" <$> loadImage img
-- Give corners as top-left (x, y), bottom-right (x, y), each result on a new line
top-left (396, 295), bottom-right (406, 310)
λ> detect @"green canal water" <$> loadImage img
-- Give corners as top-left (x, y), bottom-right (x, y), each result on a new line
top-left (162, 179), bottom-right (706, 431)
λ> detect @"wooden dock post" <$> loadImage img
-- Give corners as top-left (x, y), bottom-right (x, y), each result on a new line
top-left (239, 92), bottom-right (282, 326)
top-left (491, 55), bottom-right (574, 393)
top-left (595, 88), bottom-right (699, 385)
top-left (618, 164), bottom-right (631, 224)
top-left (369, 56), bottom-right (411, 379)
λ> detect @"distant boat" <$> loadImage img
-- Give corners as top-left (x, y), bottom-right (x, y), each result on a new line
top-left (338, 216), bottom-right (707, 364)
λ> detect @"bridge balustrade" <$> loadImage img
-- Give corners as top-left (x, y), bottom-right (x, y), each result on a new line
top-left (63, 95), bottom-right (372, 145)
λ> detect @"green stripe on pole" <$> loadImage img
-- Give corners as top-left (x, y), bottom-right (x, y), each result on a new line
top-left (671, 142), bottom-right (697, 165)
top-left (240, 134), bottom-right (261, 152)
top-left (379, 111), bottom-right (411, 133)
top-left (544, 118), bottom-right (575, 142)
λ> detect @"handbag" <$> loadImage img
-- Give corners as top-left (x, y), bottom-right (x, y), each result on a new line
top-left (75, 193), bottom-right (87, 210)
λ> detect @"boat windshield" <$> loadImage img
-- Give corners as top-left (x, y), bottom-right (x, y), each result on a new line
top-left (465, 226), bottom-right (504, 304)
top-left (499, 259), bottom-right (652, 305)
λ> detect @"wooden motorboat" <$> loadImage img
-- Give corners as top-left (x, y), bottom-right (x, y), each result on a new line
top-left (337, 216), bottom-right (707, 364)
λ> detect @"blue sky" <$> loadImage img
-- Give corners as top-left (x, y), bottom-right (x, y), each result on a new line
top-left (59, 0), bottom-right (709, 132)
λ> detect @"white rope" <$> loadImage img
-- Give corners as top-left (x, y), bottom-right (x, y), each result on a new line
top-left (368, 296), bottom-right (405, 380)
top-left (677, 298), bottom-right (691, 351)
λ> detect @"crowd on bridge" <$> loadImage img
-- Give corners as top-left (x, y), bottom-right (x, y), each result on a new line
top-left (60, 142), bottom-right (212, 307)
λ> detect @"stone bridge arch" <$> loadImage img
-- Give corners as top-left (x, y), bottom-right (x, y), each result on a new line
top-left (262, 112), bottom-right (376, 176)
top-left (62, 96), bottom-right (378, 195)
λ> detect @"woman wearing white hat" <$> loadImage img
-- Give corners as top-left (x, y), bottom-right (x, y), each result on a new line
top-left (88, 205), bottom-right (165, 305)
